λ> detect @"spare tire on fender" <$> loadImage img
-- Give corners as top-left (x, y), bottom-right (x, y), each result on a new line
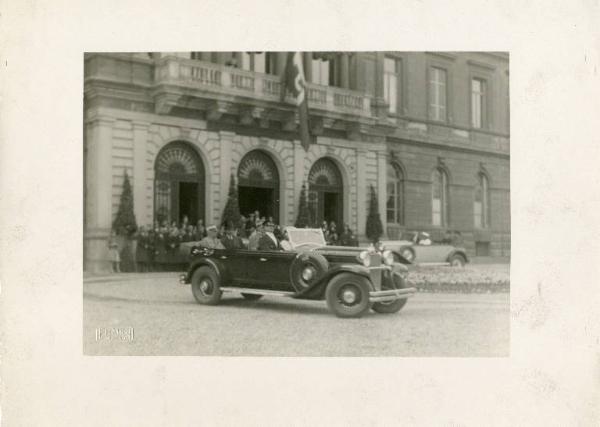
top-left (289, 251), bottom-right (329, 293)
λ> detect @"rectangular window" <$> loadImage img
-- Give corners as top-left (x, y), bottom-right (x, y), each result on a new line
top-left (386, 182), bottom-right (396, 223)
top-left (429, 67), bottom-right (447, 121)
top-left (471, 78), bottom-right (486, 128)
top-left (241, 52), bottom-right (266, 73)
top-left (241, 53), bottom-right (251, 70)
top-left (311, 58), bottom-right (330, 85)
top-left (432, 199), bottom-right (442, 226)
top-left (265, 52), bottom-right (277, 75)
top-left (384, 57), bottom-right (400, 113)
top-left (253, 53), bottom-right (266, 73)
top-left (474, 201), bottom-right (482, 228)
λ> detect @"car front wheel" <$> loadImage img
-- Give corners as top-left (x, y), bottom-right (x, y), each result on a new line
top-left (325, 273), bottom-right (372, 318)
top-left (372, 270), bottom-right (409, 314)
top-left (191, 266), bottom-right (222, 305)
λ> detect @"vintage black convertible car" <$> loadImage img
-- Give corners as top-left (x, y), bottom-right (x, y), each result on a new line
top-left (180, 227), bottom-right (416, 318)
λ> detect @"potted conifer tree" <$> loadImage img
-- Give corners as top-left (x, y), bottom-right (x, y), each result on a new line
top-left (221, 173), bottom-right (242, 229)
top-left (112, 170), bottom-right (138, 272)
top-left (366, 184), bottom-right (384, 244)
top-left (294, 182), bottom-right (310, 228)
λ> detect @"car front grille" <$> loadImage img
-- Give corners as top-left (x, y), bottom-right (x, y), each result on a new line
top-left (369, 253), bottom-right (382, 290)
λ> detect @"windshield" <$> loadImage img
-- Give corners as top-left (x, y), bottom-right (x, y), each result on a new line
top-left (285, 228), bottom-right (326, 248)
top-left (399, 231), bottom-right (417, 241)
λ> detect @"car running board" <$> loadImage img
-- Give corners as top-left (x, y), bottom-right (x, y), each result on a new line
top-left (220, 287), bottom-right (296, 298)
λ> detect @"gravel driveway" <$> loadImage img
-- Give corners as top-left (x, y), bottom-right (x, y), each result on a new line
top-left (83, 272), bottom-right (509, 357)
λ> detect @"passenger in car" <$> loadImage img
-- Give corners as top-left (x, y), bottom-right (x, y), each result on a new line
top-left (279, 229), bottom-right (293, 251)
top-left (248, 220), bottom-right (264, 250)
top-left (417, 231), bottom-right (432, 246)
top-left (198, 225), bottom-right (225, 249)
top-left (220, 222), bottom-right (243, 250)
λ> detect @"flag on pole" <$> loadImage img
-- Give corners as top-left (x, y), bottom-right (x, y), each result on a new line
top-left (281, 52), bottom-right (311, 151)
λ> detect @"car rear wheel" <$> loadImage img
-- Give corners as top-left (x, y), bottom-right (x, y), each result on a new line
top-left (191, 266), bottom-right (222, 305)
top-left (325, 273), bottom-right (371, 318)
top-left (449, 254), bottom-right (466, 267)
top-left (400, 247), bottom-right (415, 263)
top-left (241, 293), bottom-right (263, 301)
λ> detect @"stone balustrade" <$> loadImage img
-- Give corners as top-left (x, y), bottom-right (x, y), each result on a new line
top-left (154, 55), bottom-right (373, 118)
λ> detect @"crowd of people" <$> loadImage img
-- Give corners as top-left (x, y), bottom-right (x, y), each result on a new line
top-left (122, 211), bottom-right (359, 273)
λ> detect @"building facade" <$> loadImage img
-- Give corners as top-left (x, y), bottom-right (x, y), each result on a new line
top-left (84, 51), bottom-right (510, 272)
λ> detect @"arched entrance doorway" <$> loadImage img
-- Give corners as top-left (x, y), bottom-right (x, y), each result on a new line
top-left (238, 150), bottom-right (280, 222)
top-left (308, 158), bottom-right (343, 227)
top-left (154, 141), bottom-right (205, 226)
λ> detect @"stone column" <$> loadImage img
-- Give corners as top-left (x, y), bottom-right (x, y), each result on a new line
top-left (84, 117), bottom-right (114, 273)
top-left (340, 53), bottom-right (350, 88)
top-left (276, 52), bottom-right (287, 75)
top-left (356, 147), bottom-right (368, 238)
top-left (132, 121), bottom-right (149, 227)
top-left (303, 52), bottom-right (312, 82)
top-left (377, 149), bottom-right (388, 238)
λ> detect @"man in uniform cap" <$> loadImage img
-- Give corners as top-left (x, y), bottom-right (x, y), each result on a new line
top-left (198, 225), bottom-right (225, 249)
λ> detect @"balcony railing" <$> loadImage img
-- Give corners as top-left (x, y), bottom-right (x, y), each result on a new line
top-left (154, 56), bottom-right (373, 118)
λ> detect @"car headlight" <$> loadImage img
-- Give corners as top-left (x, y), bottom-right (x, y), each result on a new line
top-left (382, 250), bottom-right (394, 266)
top-left (358, 250), bottom-right (371, 267)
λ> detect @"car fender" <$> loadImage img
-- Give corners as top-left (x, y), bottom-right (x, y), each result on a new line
top-left (294, 264), bottom-right (373, 299)
top-left (390, 249), bottom-right (412, 265)
top-left (187, 258), bottom-right (229, 284)
top-left (446, 248), bottom-right (469, 263)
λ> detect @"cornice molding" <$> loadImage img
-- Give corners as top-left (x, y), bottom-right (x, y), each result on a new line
top-left (387, 136), bottom-right (510, 160)
top-left (467, 59), bottom-right (496, 71)
top-left (425, 51), bottom-right (457, 61)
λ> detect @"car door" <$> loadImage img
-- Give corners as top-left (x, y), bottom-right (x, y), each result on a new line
top-left (414, 244), bottom-right (451, 263)
top-left (244, 250), bottom-right (296, 291)
top-left (213, 248), bottom-right (250, 286)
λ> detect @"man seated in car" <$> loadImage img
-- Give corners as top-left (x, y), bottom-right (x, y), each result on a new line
top-left (198, 225), bottom-right (225, 249)
top-left (257, 220), bottom-right (279, 251)
top-left (248, 220), bottom-right (263, 250)
top-left (417, 231), bottom-right (432, 246)
top-left (220, 222), bottom-right (243, 250)
top-left (279, 228), bottom-right (293, 251)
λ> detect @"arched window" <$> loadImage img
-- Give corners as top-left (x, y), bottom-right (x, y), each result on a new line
top-left (386, 163), bottom-right (404, 224)
top-left (474, 173), bottom-right (490, 228)
top-left (432, 168), bottom-right (449, 226)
